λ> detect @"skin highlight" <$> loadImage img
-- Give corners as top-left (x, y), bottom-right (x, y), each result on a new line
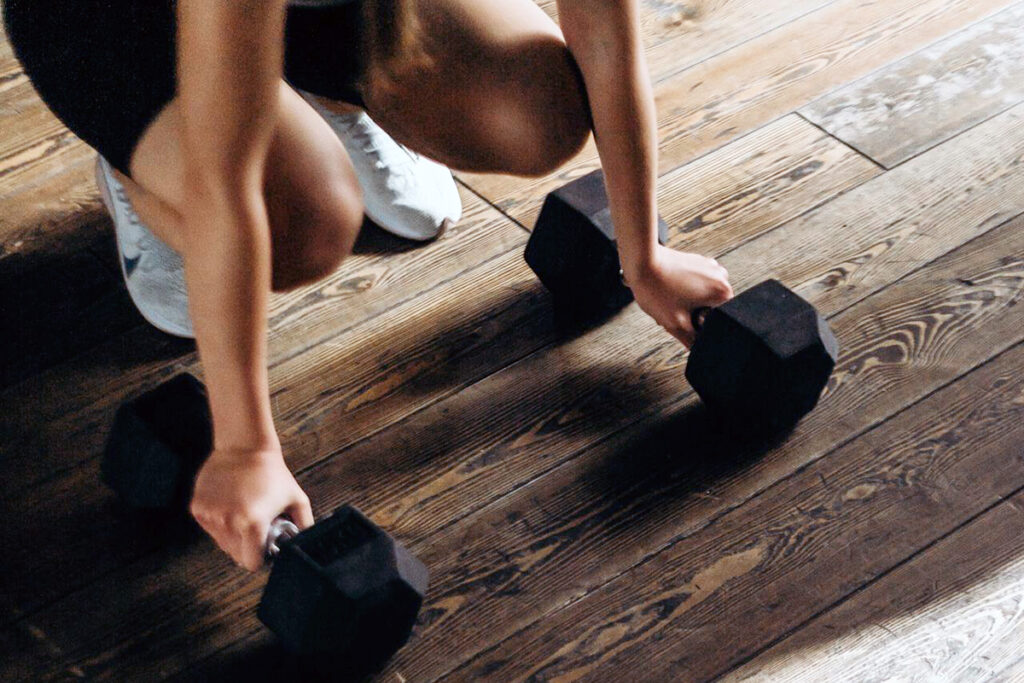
top-left (114, 0), bottom-right (733, 570)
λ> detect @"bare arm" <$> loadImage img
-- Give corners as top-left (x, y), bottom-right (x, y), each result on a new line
top-left (178, 0), bottom-right (312, 570)
top-left (557, 0), bottom-right (658, 272)
top-left (557, 0), bottom-right (732, 344)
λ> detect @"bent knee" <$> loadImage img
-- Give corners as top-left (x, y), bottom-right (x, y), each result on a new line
top-left (271, 178), bottom-right (363, 291)
top-left (484, 40), bottom-right (592, 177)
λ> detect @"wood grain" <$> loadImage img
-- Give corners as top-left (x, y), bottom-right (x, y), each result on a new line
top-left (460, 0), bottom-right (1015, 229)
top-left (635, 0), bottom-right (839, 79)
top-left (724, 491), bottom-right (1024, 682)
top-left (3, 0), bottom-right (1024, 678)
top-left (0, 188), bottom-right (526, 496)
top-left (0, 112), bottom-right (871, 647)
top-left (12, 142), bottom-right (1024, 682)
top-left (656, 114), bottom-right (879, 256)
top-left (802, 1), bottom-right (1024, 168)
top-left (388, 212), bottom-right (1024, 682)
top-left (0, 112), bottom-right (868, 496)
top-left (445, 342), bottom-right (1024, 681)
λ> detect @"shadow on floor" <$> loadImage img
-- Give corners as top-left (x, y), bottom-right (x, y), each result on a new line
top-left (0, 219), bottom-right (145, 389)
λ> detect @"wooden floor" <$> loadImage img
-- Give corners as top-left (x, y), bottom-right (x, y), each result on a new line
top-left (2, 1), bottom-right (1024, 681)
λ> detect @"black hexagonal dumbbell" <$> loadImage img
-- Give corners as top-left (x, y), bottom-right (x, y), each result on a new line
top-left (524, 168), bottom-right (669, 316)
top-left (686, 279), bottom-right (839, 435)
top-left (102, 375), bottom-right (428, 671)
top-left (523, 172), bottom-right (838, 436)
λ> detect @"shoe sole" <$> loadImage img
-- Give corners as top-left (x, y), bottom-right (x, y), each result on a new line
top-left (362, 208), bottom-right (454, 243)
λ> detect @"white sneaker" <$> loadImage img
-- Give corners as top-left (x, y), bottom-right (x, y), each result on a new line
top-left (95, 155), bottom-right (194, 338)
top-left (301, 92), bottom-right (462, 241)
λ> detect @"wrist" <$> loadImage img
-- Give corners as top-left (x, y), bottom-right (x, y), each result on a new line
top-left (210, 439), bottom-right (282, 464)
top-left (211, 409), bottom-right (278, 453)
top-left (620, 243), bottom-right (663, 285)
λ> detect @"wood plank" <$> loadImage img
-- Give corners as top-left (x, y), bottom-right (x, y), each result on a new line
top-left (460, 0), bottom-right (1014, 229)
top-left (0, 113), bottom-right (869, 495)
top-left (630, 0), bottom-right (839, 79)
top-left (802, 1), bottom-right (1024, 168)
top-left (0, 157), bottom-right (107, 275)
top-left (380, 213), bottom-right (1024, 681)
top-left (653, 115), bottom-right (879, 257)
top-left (446, 338), bottom-right (1024, 682)
top-left (721, 105), bottom-right (1024, 318)
top-left (0, 621), bottom-right (74, 682)
top-left (268, 114), bottom-right (876, 453)
top-left (0, 240), bottom-right (140, 388)
top-left (12, 123), bottom-right (1024, 680)
top-left (183, 221), bottom-right (1024, 681)
top-left (0, 112), bottom-right (870, 643)
top-left (0, 189), bottom-right (526, 495)
top-left (724, 492), bottom-right (1024, 682)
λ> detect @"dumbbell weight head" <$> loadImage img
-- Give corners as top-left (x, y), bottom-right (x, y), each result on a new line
top-left (102, 375), bottom-right (429, 669)
top-left (259, 505), bottom-right (428, 667)
top-left (685, 280), bottom-right (839, 435)
top-left (525, 169), bottom-right (669, 315)
top-left (101, 373), bottom-right (211, 509)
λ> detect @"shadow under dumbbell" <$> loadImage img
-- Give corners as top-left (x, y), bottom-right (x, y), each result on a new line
top-left (551, 298), bottom-right (633, 339)
top-left (586, 401), bottom-right (796, 509)
top-left (188, 637), bottom-right (392, 683)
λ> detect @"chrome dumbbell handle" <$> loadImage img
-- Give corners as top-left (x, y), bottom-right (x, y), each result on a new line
top-left (691, 307), bottom-right (711, 331)
top-left (265, 517), bottom-right (300, 559)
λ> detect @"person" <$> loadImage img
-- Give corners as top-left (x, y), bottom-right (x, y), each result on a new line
top-left (3, 0), bottom-right (733, 572)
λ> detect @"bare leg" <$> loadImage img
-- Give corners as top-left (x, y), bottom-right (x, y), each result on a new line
top-left (358, 0), bottom-right (592, 176)
top-left (122, 82), bottom-right (364, 291)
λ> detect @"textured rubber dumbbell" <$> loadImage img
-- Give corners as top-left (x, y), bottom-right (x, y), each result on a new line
top-left (101, 373), bottom-right (212, 509)
top-left (524, 169), bottom-right (669, 315)
top-left (685, 280), bottom-right (839, 435)
top-left (101, 375), bottom-right (428, 669)
top-left (260, 505), bottom-right (428, 669)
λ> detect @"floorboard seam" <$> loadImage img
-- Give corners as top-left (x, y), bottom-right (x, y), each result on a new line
top-left (712, 468), bottom-right (1024, 680)
top-left (786, 0), bottom-right (1024, 139)
top-left (794, 111), bottom-right (887, 171)
top-left (430, 221), bottom-right (1024, 678)
top-left (441, 340), bottom-right (1024, 683)
top-left (8, 201), bottom-right (1023, 643)
top-left (884, 96), bottom-right (1024, 170)
top-left (452, 177), bottom-right (533, 235)
top-left (649, 0), bottom-right (841, 85)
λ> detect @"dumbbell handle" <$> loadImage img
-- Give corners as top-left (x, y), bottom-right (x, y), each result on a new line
top-left (265, 517), bottom-right (300, 559)
top-left (691, 307), bottom-right (711, 332)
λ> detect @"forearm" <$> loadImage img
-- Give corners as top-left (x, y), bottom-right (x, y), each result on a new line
top-left (183, 192), bottom-right (276, 450)
top-left (559, 0), bottom-right (659, 277)
top-left (177, 0), bottom-right (288, 450)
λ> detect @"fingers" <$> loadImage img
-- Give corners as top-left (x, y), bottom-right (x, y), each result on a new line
top-left (238, 517), bottom-right (270, 572)
top-left (287, 492), bottom-right (315, 529)
top-left (190, 504), bottom-right (270, 572)
top-left (662, 313), bottom-right (696, 349)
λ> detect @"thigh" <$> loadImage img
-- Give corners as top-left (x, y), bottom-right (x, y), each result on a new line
top-left (129, 82), bottom-right (364, 287)
top-left (360, 0), bottom-right (591, 175)
top-left (129, 83), bottom-right (353, 212)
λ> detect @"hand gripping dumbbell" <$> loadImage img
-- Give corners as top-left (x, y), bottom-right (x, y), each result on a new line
top-left (101, 375), bottom-right (428, 669)
top-left (685, 280), bottom-right (839, 434)
top-left (525, 174), bottom-right (839, 435)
